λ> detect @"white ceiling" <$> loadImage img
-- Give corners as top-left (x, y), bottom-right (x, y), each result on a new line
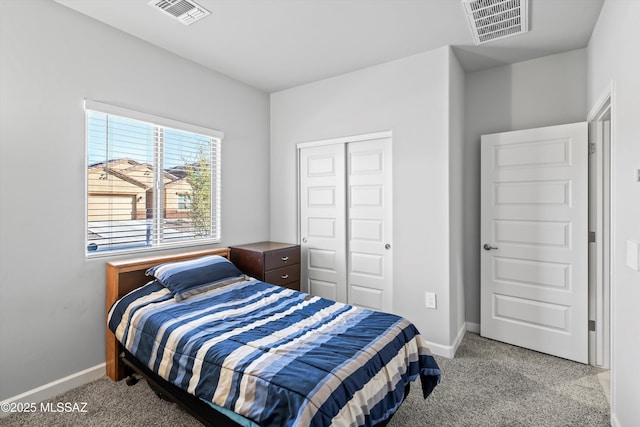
top-left (53, 0), bottom-right (604, 93)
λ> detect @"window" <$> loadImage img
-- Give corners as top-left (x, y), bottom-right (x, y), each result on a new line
top-left (177, 194), bottom-right (191, 210)
top-left (85, 100), bottom-right (222, 255)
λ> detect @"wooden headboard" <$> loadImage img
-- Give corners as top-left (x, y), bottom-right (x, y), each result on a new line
top-left (105, 247), bottom-right (230, 381)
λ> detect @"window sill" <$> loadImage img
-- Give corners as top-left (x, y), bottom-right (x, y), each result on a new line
top-left (85, 238), bottom-right (222, 260)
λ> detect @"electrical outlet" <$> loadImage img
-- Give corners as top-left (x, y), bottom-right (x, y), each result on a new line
top-left (627, 240), bottom-right (640, 271)
top-left (425, 292), bottom-right (437, 309)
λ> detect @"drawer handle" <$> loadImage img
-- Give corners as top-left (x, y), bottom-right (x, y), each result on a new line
top-left (281, 256), bottom-right (289, 261)
top-left (281, 274), bottom-right (289, 279)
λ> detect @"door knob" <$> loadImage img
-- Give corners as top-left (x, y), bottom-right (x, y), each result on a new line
top-left (302, 237), bottom-right (307, 243)
top-left (385, 243), bottom-right (391, 250)
top-left (483, 243), bottom-right (498, 251)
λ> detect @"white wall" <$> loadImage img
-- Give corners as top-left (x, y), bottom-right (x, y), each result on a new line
top-left (0, 0), bottom-right (270, 401)
top-left (463, 49), bottom-right (588, 325)
top-left (270, 47), bottom-right (463, 352)
top-left (587, 1), bottom-right (640, 424)
top-left (448, 51), bottom-right (467, 342)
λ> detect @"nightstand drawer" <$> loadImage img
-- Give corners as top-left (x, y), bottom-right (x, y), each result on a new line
top-left (264, 247), bottom-right (300, 271)
top-left (265, 265), bottom-right (300, 287)
top-left (280, 281), bottom-right (300, 291)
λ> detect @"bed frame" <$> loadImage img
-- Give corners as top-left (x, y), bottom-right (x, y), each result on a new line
top-left (105, 247), bottom-right (404, 427)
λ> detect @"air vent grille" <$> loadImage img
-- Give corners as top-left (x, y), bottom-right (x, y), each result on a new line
top-left (149, 0), bottom-right (210, 26)
top-left (461, 0), bottom-right (528, 45)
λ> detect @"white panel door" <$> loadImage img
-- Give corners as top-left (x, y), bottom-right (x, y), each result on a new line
top-left (347, 138), bottom-right (393, 311)
top-left (300, 143), bottom-right (347, 303)
top-left (481, 122), bottom-right (588, 363)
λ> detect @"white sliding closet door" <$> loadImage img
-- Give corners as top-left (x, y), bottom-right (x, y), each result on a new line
top-left (347, 138), bottom-right (393, 312)
top-left (299, 143), bottom-right (348, 303)
top-left (299, 133), bottom-right (393, 312)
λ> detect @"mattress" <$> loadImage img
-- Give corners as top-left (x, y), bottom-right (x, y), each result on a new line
top-left (108, 278), bottom-right (440, 427)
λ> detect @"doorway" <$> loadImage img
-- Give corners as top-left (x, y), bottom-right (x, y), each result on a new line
top-left (588, 92), bottom-right (612, 370)
top-left (480, 107), bottom-right (612, 370)
top-left (480, 122), bottom-right (589, 363)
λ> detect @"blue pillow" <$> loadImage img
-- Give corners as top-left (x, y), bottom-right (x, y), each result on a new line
top-left (146, 255), bottom-right (244, 301)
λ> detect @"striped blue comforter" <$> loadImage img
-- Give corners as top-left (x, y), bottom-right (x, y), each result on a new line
top-left (108, 278), bottom-right (441, 427)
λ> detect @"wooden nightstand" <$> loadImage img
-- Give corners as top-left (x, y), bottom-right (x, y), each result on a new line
top-left (230, 242), bottom-right (301, 291)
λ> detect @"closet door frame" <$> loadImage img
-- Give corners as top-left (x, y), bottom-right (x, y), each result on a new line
top-left (297, 130), bottom-right (393, 310)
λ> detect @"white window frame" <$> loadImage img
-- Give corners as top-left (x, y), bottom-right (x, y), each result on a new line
top-left (84, 100), bottom-right (223, 257)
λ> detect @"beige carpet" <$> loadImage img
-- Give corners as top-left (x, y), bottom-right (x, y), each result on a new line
top-left (0, 333), bottom-right (609, 426)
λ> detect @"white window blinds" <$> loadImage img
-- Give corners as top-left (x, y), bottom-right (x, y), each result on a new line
top-left (85, 101), bottom-right (222, 255)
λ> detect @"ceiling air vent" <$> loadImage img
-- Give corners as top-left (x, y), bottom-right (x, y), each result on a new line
top-left (148, 0), bottom-right (211, 26)
top-left (461, 0), bottom-right (528, 45)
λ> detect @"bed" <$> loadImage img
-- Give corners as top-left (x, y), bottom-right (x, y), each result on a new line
top-left (105, 248), bottom-right (441, 426)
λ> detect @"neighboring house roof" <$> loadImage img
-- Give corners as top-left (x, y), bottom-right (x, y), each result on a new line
top-left (166, 162), bottom-right (205, 180)
top-left (88, 158), bottom-right (139, 171)
top-left (165, 177), bottom-right (190, 188)
top-left (89, 158), bottom-right (185, 189)
top-left (166, 165), bottom-right (188, 180)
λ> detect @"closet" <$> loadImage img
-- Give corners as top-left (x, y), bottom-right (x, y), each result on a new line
top-left (298, 132), bottom-right (393, 311)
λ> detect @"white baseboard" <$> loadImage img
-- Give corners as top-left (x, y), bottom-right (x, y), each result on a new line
top-left (610, 412), bottom-right (620, 427)
top-left (451, 321), bottom-right (466, 355)
top-left (0, 363), bottom-right (105, 418)
top-left (424, 322), bottom-right (467, 358)
top-left (466, 321), bottom-right (480, 334)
